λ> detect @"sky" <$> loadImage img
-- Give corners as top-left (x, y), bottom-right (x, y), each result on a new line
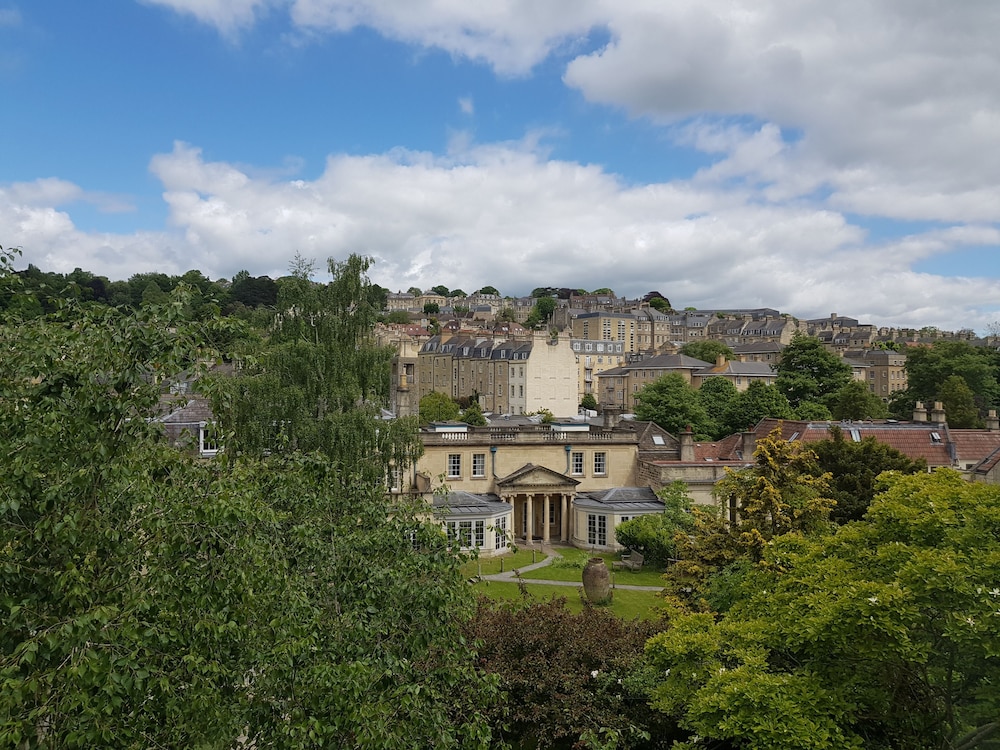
top-left (2, 1), bottom-right (1000, 332)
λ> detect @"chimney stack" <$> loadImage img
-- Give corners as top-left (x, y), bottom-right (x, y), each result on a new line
top-left (912, 401), bottom-right (928, 422)
top-left (930, 401), bottom-right (946, 424)
top-left (680, 425), bottom-right (695, 462)
top-left (742, 430), bottom-right (757, 460)
top-left (988, 410), bottom-right (999, 431)
top-left (602, 407), bottom-right (621, 429)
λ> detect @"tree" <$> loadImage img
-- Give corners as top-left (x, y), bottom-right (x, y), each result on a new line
top-left (580, 393), bottom-right (598, 411)
top-left (526, 296), bottom-right (557, 328)
top-left (696, 377), bottom-right (739, 440)
top-left (406, 286), bottom-right (422, 296)
top-left (385, 309), bottom-right (411, 324)
top-left (904, 340), bottom-right (1000, 414)
top-left (460, 399), bottom-right (488, 426)
top-left (420, 391), bottom-right (461, 424)
top-left (679, 340), bottom-right (733, 364)
top-left (826, 380), bottom-right (889, 420)
top-left (476, 285), bottom-right (500, 296)
top-left (1, 250), bottom-right (499, 748)
top-left (720, 380), bottom-right (794, 435)
top-left (633, 374), bottom-right (710, 437)
top-left (423, 301), bottom-right (440, 314)
top-left (465, 597), bottom-right (672, 750)
top-left (794, 399), bottom-right (833, 420)
top-left (615, 482), bottom-right (696, 566)
top-left (648, 470), bottom-right (1000, 749)
top-left (811, 425), bottom-right (926, 523)
top-left (431, 284), bottom-right (450, 297)
top-left (775, 333), bottom-right (852, 408)
top-left (937, 373), bottom-right (981, 428)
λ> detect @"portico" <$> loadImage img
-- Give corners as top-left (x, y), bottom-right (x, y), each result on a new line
top-left (495, 464), bottom-right (579, 545)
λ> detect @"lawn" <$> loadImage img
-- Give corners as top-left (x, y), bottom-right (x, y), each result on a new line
top-left (472, 580), bottom-right (664, 621)
top-left (517, 547), bottom-right (666, 587)
top-left (459, 549), bottom-right (547, 578)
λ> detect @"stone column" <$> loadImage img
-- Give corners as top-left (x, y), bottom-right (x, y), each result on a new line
top-left (542, 494), bottom-right (551, 543)
top-left (561, 494), bottom-right (569, 542)
top-left (526, 495), bottom-right (534, 543)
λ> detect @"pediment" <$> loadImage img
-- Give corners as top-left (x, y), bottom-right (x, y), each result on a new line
top-left (496, 463), bottom-right (579, 490)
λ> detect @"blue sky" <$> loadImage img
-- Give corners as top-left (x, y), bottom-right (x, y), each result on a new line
top-left (2, 0), bottom-right (999, 332)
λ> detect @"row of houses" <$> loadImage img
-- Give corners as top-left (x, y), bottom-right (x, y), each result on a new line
top-left (156, 379), bottom-right (1000, 558)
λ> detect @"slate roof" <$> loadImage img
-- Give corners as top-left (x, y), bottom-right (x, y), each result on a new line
top-left (574, 487), bottom-right (664, 512)
top-left (432, 491), bottom-right (511, 516)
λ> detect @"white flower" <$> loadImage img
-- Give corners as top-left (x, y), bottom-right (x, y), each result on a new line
top-left (867, 596), bottom-right (878, 605)
top-left (966, 617), bottom-right (976, 626)
top-left (990, 588), bottom-right (1000, 597)
top-left (591, 670), bottom-right (599, 678)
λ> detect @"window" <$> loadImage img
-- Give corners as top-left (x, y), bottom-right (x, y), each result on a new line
top-left (474, 520), bottom-right (485, 548)
top-left (495, 516), bottom-right (508, 550)
top-left (199, 422), bottom-right (220, 457)
top-left (594, 451), bottom-right (607, 475)
top-left (447, 453), bottom-right (461, 478)
top-left (472, 453), bottom-right (486, 478)
top-left (571, 451), bottom-right (584, 475)
top-left (459, 520), bottom-right (473, 547)
top-left (587, 514), bottom-right (607, 546)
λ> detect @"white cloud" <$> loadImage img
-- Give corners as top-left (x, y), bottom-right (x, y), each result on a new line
top-left (8, 140), bottom-right (998, 331)
top-left (139, 0), bottom-right (279, 35)
top-left (458, 96), bottom-right (474, 116)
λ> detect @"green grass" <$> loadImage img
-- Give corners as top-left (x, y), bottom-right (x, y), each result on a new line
top-left (472, 580), bottom-right (664, 621)
top-left (517, 548), bottom-right (666, 587)
top-left (459, 549), bottom-right (547, 578)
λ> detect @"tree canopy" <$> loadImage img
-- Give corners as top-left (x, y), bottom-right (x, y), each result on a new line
top-left (634, 373), bottom-right (710, 437)
top-left (775, 333), bottom-right (852, 408)
top-left (679, 340), bottom-right (733, 364)
top-left (420, 391), bottom-right (462, 424)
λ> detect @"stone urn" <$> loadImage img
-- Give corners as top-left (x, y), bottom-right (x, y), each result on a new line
top-left (582, 557), bottom-right (612, 604)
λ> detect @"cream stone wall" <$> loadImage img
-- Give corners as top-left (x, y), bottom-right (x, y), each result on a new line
top-left (524, 332), bottom-right (579, 416)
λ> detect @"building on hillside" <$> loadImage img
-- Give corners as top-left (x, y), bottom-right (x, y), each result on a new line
top-left (570, 338), bottom-right (628, 402)
top-left (691, 356), bottom-right (778, 391)
top-left (595, 353), bottom-right (712, 410)
top-left (417, 331), bottom-right (579, 416)
top-left (731, 342), bottom-right (783, 363)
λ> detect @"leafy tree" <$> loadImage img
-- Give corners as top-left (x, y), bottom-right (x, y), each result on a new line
top-left (526, 296), bottom-right (557, 328)
top-left (140, 279), bottom-right (168, 307)
top-left (679, 340), bottom-right (733, 364)
top-left (431, 284), bottom-right (450, 297)
top-left (634, 373), bottom-right (710, 437)
top-left (385, 309), bottom-right (411, 324)
top-left (648, 470), bottom-right (1000, 749)
top-left (811, 425), bottom-right (926, 523)
top-left (775, 333), bottom-right (852, 407)
top-left (476, 285), bottom-right (500, 296)
top-left (496, 307), bottom-right (517, 323)
top-left (407, 286), bottom-right (422, 296)
top-left (937, 373), bottom-right (981, 427)
top-left (648, 297), bottom-right (672, 313)
top-left (794, 399), bottom-right (833, 420)
top-left (696, 377), bottom-right (739, 439)
top-left (591, 287), bottom-right (614, 295)
top-left (580, 393), bottom-right (598, 411)
top-left (424, 301), bottom-right (440, 314)
top-left (450, 288), bottom-right (467, 298)
top-left (460, 399), bottom-right (488, 426)
top-left (615, 482), bottom-right (696, 566)
top-left (714, 426), bottom-right (834, 542)
top-left (465, 597), bottom-right (672, 750)
top-left (826, 380), bottom-right (888, 420)
top-left (720, 380), bottom-right (794, 435)
top-left (904, 340), bottom-right (1000, 414)
top-left (420, 390), bottom-right (461, 423)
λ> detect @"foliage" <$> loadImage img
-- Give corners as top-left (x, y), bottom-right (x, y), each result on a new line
top-left (423, 301), bottom-right (440, 314)
top-left (476, 285), bottom-right (500, 296)
top-left (460, 399), bottom-right (488, 426)
top-left (794, 399), bottom-right (833, 421)
top-left (937, 374), bottom-right (981, 428)
top-left (714, 426), bottom-right (834, 541)
top-left (580, 392), bottom-right (599, 411)
top-left (775, 333), bottom-right (852, 407)
top-left (384, 309), bottom-right (411, 324)
top-left (826, 380), bottom-right (889, 420)
top-left (904, 340), bottom-right (1000, 414)
top-left (647, 470), bottom-right (1000, 749)
top-left (679, 340), bottom-right (733, 364)
top-left (696, 377), bottom-right (739, 439)
top-left (615, 483), bottom-right (696, 566)
top-left (634, 373), bottom-right (710, 437)
top-left (526, 296), bottom-right (557, 328)
top-left (721, 380), bottom-right (794, 435)
top-left (810, 425), bottom-right (926, 523)
top-left (0, 254), bottom-right (498, 748)
top-left (420, 393), bottom-right (461, 425)
top-left (465, 596), bottom-right (674, 749)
